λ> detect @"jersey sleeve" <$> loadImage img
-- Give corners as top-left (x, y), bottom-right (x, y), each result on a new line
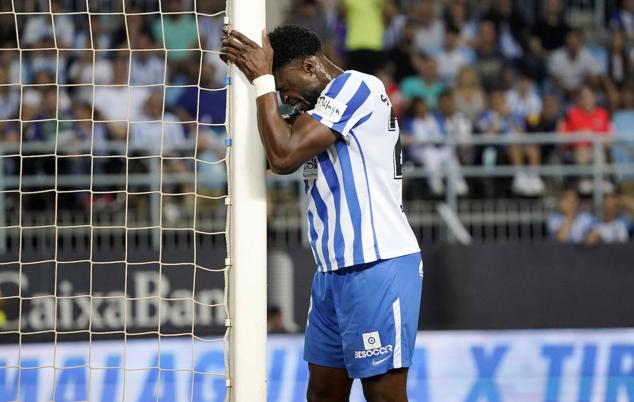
top-left (308, 72), bottom-right (374, 139)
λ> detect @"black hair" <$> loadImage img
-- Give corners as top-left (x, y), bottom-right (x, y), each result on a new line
top-left (268, 24), bottom-right (322, 71)
top-left (438, 88), bottom-right (453, 99)
top-left (404, 97), bottom-right (427, 119)
top-left (567, 28), bottom-right (584, 38)
top-left (446, 24), bottom-right (461, 36)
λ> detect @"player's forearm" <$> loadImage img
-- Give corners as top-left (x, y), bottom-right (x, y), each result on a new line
top-left (256, 93), bottom-right (297, 174)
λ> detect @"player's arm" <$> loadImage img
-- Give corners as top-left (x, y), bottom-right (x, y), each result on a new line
top-left (221, 29), bottom-right (337, 174)
top-left (257, 94), bottom-right (337, 173)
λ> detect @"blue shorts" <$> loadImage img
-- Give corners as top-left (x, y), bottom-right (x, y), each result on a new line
top-left (304, 252), bottom-right (423, 378)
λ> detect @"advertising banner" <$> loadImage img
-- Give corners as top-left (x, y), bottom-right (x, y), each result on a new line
top-left (1, 329), bottom-right (634, 401)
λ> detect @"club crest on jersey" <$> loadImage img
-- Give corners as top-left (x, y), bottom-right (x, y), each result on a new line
top-left (314, 95), bottom-right (347, 123)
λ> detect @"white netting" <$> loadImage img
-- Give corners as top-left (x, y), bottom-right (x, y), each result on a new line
top-left (0, 0), bottom-right (233, 400)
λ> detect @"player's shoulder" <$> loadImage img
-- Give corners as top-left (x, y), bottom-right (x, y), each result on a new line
top-left (324, 70), bottom-right (384, 98)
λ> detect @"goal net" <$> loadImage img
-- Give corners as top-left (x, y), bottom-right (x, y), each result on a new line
top-left (0, 0), bottom-right (266, 400)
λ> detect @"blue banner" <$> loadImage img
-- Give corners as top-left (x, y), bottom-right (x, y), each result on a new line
top-left (1, 329), bottom-right (634, 401)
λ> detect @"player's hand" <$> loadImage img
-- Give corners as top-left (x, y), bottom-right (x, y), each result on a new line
top-left (221, 29), bottom-right (273, 83)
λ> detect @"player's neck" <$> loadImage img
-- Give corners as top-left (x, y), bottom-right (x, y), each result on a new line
top-left (320, 57), bottom-right (345, 86)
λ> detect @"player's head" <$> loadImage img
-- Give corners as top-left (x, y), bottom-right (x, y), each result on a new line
top-left (268, 24), bottom-right (326, 111)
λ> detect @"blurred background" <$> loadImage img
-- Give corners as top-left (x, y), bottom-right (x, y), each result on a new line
top-left (0, 0), bottom-right (634, 401)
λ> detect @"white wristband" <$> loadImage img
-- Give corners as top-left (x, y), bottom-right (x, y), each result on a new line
top-left (253, 74), bottom-right (276, 98)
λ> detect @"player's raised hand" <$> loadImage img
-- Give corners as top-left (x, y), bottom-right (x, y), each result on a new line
top-left (220, 29), bottom-right (273, 83)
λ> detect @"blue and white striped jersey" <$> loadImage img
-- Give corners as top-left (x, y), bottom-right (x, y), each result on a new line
top-left (547, 211), bottom-right (597, 244)
top-left (304, 70), bottom-right (420, 272)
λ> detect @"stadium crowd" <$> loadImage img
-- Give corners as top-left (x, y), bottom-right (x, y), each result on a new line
top-left (0, 0), bottom-right (632, 243)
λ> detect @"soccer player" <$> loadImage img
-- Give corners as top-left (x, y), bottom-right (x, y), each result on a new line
top-left (222, 25), bottom-right (422, 401)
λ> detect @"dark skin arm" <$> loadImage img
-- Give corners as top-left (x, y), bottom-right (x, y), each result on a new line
top-left (221, 30), bottom-right (337, 174)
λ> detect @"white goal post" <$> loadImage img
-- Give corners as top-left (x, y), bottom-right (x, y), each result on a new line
top-left (227, 0), bottom-right (268, 401)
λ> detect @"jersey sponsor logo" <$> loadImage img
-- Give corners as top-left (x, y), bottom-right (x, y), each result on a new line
top-left (363, 331), bottom-right (382, 350)
top-left (314, 95), bottom-right (347, 123)
top-left (354, 344), bottom-right (394, 359)
top-left (303, 156), bottom-right (318, 180)
top-left (355, 331), bottom-right (394, 359)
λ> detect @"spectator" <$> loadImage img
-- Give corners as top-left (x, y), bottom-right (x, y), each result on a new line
top-left (526, 94), bottom-right (562, 163)
top-left (0, 69), bottom-right (19, 120)
top-left (587, 192), bottom-right (631, 244)
top-left (383, 0), bottom-right (407, 51)
top-left (548, 29), bottom-right (602, 96)
top-left (0, 47), bottom-right (20, 85)
top-left (68, 51), bottom-right (113, 103)
top-left (58, 102), bottom-right (111, 208)
top-left (434, 24), bottom-right (474, 86)
top-left (453, 66), bottom-right (486, 124)
top-left (561, 86), bottom-right (612, 193)
top-left (506, 74), bottom-right (546, 194)
top-left (22, 0), bottom-right (75, 49)
top-left (197, 0), bottom-right (228, 86)
top-left (196, 129), bottom-right (228, 199)
top-left (439, 89), bottom-right (475, 168)
top-left (0, 15), bottom-right (17, 48)
top-left (412, 1), bottom-right (444, 55)
top-left (130, 32), bottom-right (165, 86)
top-left (267, 306), bottom-right (290, 334)
top-left (606, 30), bottom-right (634, 110)
top-left (376, 65), bottom-right (405, 118)
top-left (384, 22), bottom-right (417, 83)
top-left (443, 0), bottom-right (477, 47)
top-left (289, 0), bottom-right (333, 46)
top-left (478, 90), bottom-right (539, 195)
top-left (473, 19), bottom-right (512, 91)
top-left (130, 91), bottom-right (189, 224)
top-left (0, 123), bottom-right (19, 187)
top-left (342, 0), bottom-right (384, 73)
top-left (26, 85), bottom-right (72, 143)
top-left (506, 73), bottom-right (542, 123)
top-left (174, 63), bottom-right (226, 131)
top-left (482, 0), bottom-right (530, 60)
top-left (151, 0), bottom-right (198, 77)
top-left (93, 51), bottom-right (151, 139)
top-left (609, 0), bottom-right (634, 41)
top-left (533, 0), bottom-right (570, 52)
top-left (198, 0), bottom-right (225, 50)
top-left (130, 91), bottom-right (186, 157)
top-left (400, 53), bottom-right (445, 108)
top-left (152, 0), bottom-right (197, 57)
top-left (402, 96), bottom-right (468, 196)
top-left (547, 188), bottom-right (597, 244)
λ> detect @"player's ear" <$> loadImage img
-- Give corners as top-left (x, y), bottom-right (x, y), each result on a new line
top-left (302, 58), bottom-right (315, 74)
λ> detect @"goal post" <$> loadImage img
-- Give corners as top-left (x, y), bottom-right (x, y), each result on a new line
top-left (0, 0), bottom-right (268, 399)
top-left (227, 0), bottom-right (268, 401)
